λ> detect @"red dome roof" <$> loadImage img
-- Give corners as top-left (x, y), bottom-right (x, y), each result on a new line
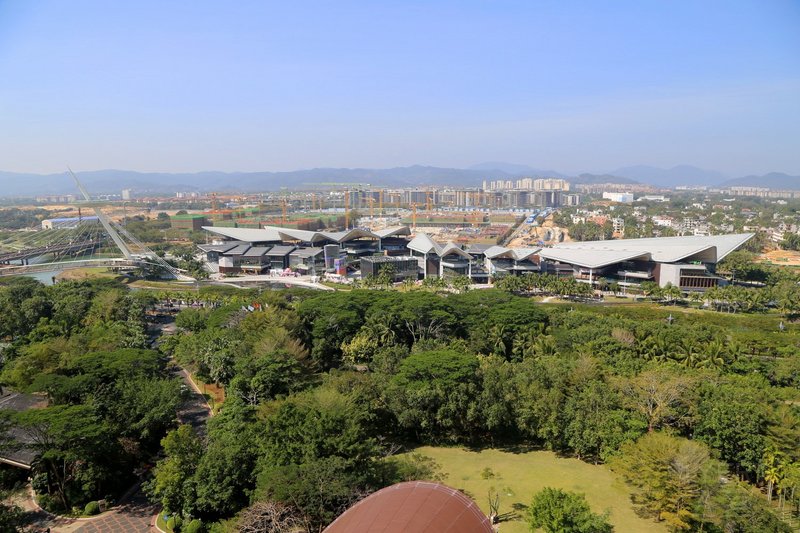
top-left (323, 481), bottom-right (495, 533)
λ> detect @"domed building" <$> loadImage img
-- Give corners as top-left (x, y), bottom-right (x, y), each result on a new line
top-left (323, 481), bottom-right (495, 533)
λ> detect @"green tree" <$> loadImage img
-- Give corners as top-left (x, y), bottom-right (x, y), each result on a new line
top-left (146, 425), bottom-right (203, 517)
top-left (527, 487), bottom-right (613, 533)
top-left (695, 382), bottom-right (769, 479)
top-left (105, 377), bottom-right (183, 447)
top-left (228, 350), bottom-right (306, 405)
top-left (193, 404), bottom-right (260, 518)
top-left (611, 432), bottom-right (723, 530)
top-left (175, 308), bottom-right (210, 332)
top-left (564, 380), bottom-right (645, 463)
top-left (387, 350), bottom-right (480, 441)
top-left (16, 404), bottom-right (116, 510)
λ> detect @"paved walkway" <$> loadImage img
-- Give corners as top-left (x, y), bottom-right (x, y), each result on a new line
top-left (211, 273), bottom-right (334, 290)
top-left (73, 490), bottom-right (158, 533)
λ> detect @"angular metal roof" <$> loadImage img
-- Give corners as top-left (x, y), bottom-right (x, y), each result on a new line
top-left (202, 225), bottom-right (407, 245)
top-left (202, 226), bottom-right (283, 243)
top-left (242, 246), bottom-right (271, 257)
top-left (197, 243), bottom-right (237, 254)
top-left (538, 248), bottom-right (651, 269)
top-left (407, 233), bottom-right (443, 255)
top-left (374, 226), bottom-right (412, 238)
top-left (407, 234), bottom-right (472, 259)
top-left (484, 245), bottom-right (540, 261)
top-left (224, 244), bottom-right (251, 256)
top-left (323, 481), bottom-right (494, 533)
top-left (440, 242), bottom-right (473, 260)
top-left (290, 247), bottom-right (325, 258)
top-left (264, 245), bottom-right (296, 256)
top-left (544, 233), bottom-right (754, 266)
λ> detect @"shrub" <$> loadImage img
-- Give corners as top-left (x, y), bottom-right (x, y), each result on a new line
top-left (84, 501), bottom-right (101, 515)
top-left (36, 493), bottom-right (59, 514)
top-left (527, 487), bottom-right (612, 533)
top-left (183, 519), bottom-right (205, 533)
top-left (31, 472), bottom-right (48, 494)
top-left (167, 514), bottom-right (183, 532)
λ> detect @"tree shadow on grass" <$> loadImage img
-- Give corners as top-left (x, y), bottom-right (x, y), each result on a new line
top-left (463, 441), bottom-right (541, 455)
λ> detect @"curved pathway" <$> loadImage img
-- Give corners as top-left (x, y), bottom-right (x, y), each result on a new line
top-left (73, 488), bottom-right (158, 533)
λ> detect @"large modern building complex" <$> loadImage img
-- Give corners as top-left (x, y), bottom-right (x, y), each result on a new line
top-left (536, 233), bottom-right (753, 289)
top-left (199, 224), bottom-right (752, 291)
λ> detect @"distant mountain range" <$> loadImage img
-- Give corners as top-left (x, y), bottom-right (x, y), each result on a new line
top-left (468, 162), bottom-right (569, 178)
top-left (570, 173), bottom-right (639, 185)
top-left (0, 164), bottom-right (797, 196)
top-left (610, 165), bottom-right (729, 188)
top-left (719, 172), bottom-right (800, 190)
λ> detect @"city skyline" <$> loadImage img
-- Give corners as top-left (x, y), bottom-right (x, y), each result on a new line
top-left (0, 1), bottom-right (799, 176)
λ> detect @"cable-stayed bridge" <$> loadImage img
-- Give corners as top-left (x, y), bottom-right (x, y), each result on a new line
top-left (0, 172), bottom-right (195, 281)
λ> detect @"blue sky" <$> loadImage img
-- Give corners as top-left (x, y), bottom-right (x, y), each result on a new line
top-left (0, 0), bottom-right (798, 175)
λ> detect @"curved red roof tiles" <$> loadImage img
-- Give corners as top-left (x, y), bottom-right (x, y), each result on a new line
top-left (323, 481), bottom-right (495, 533)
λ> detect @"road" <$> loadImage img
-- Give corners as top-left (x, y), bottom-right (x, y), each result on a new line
top-left (211, 272), bottom-right (334, 290)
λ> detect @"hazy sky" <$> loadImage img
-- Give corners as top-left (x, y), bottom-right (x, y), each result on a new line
top-left (1, 0), bottom-right (798, 176)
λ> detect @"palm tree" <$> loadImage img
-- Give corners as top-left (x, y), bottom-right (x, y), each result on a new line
top-left (400, 277), bottom-right (417, 292)
top-left (609, 281), bottom-right (620, 296)
top-left (763, 449), bottom-right (784, 502)
top-left (513, 328), bottom-right (540, 360)
top-left (487, 324), bottom-right (509, 357)
top-left (676, 339), bottom-right (700, 368)
top-left (688, 291), bottom-right (703, 308)
top-left (726, 340), bottom-right (745, 364)
top-left (663, 283), bottom-right (682, 305)
top-left (698, 339), bottom-right (726, 370)
top-left (532, 335), bottom-right (559, 358)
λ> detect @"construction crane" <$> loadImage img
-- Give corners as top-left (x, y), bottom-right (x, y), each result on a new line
top-left (412, 203), bottom-right (417, 230)
top-left (368, 197), bottom-right (375, 219)
top-left (378, 190), bottom-right (384, 212)
top-left (211, 192), bottom-right (219, 212)
top-left (426, 191), bottom-right (433, 213)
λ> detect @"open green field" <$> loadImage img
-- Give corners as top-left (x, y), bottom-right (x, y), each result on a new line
top-left (55, 267), bottom-right (123, 281)
top-left (411, 446), bottom-right (666, 533)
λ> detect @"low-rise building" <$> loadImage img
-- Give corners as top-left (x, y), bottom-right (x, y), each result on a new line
top-left (360, 256), bottom-right (419, 281)
top-left (602, 192), bottom-right (635, 203)
top-left (171, 214), bottom-right (208, 231)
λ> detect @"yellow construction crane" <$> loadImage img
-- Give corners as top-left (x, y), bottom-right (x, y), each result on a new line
top-left (378, 190), bottom-right (384, 212)
top-left (426, 191), bottom-right (432, 212)
top-left (369, 197), bottom-right (374, 219)
top-left (412, 203), bottom-right (417, 230)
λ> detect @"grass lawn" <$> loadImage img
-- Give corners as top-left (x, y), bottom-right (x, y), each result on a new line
top-left (55, 267), bottom-right (123, 281)
top-left (128, 279), bottom-right (199, 290)
top-left (411, 446), bottom-right (666, 533)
